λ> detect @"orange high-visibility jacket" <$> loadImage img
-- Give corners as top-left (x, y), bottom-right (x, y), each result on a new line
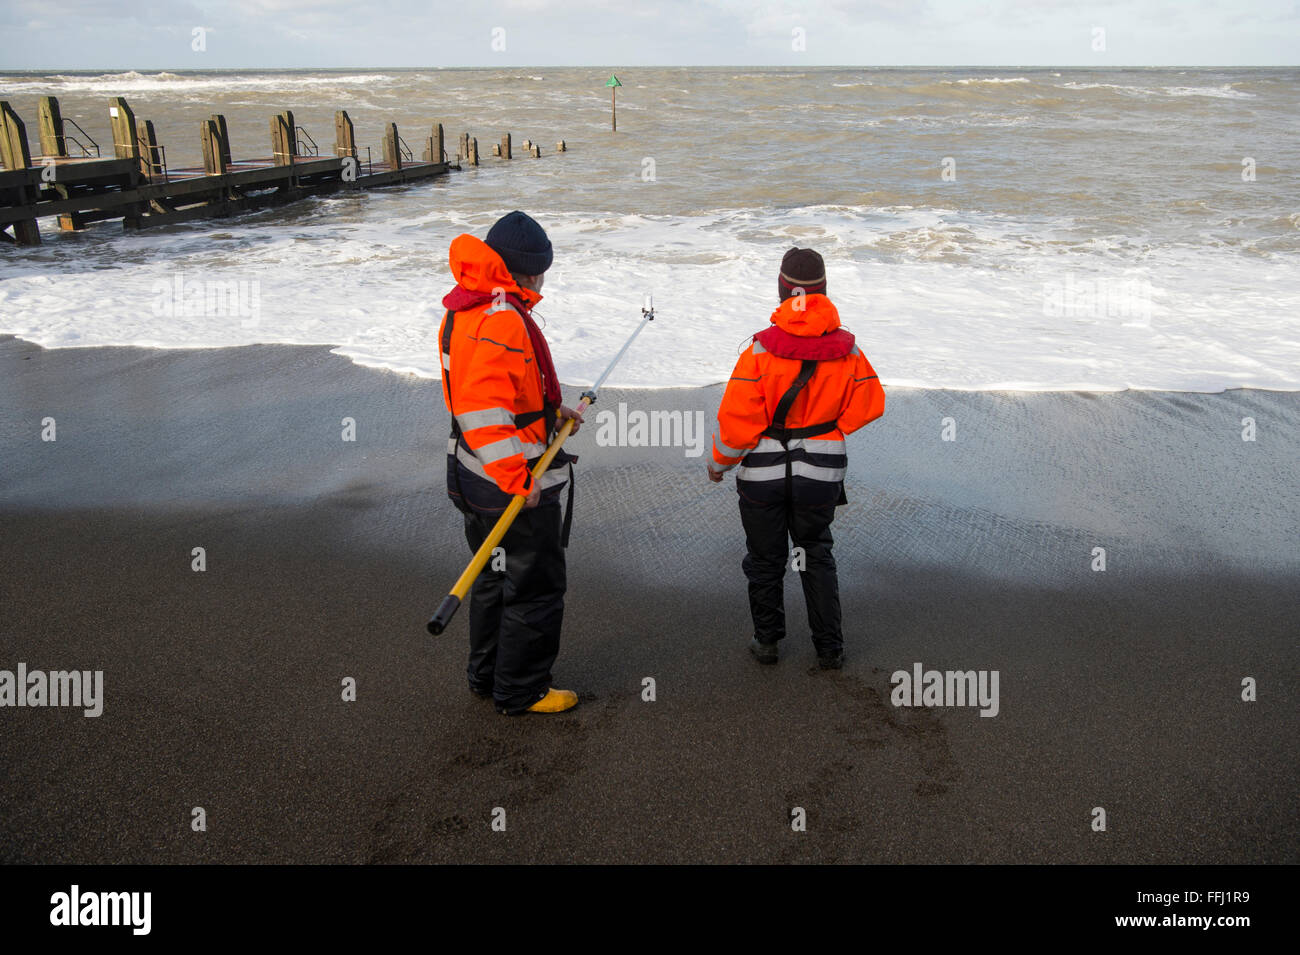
top-left (712, 293), bottom-right (884, 503)
top-left (439, 234), bottom-right (569, 512)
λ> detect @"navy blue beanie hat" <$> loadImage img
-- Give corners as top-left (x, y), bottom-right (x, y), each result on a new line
top-left (486, 210), bottom-right (553, 276)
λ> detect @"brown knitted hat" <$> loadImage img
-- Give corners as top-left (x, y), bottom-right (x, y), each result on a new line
top-left (778, 247), bottom-right (827, 301)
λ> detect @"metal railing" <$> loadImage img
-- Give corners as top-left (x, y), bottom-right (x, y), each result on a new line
top-left (295, 125), bottom-right (319, 157)
top-left (141, 142), bottom-right (168, 183)
top-left (63, 118), bottom-right (100, 157)
top-left (397, 136), bottom-right (412, 163)
top-left (332, 145), bottom-right (373, 179)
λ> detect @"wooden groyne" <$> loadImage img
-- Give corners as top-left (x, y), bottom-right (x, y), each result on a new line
top-left (0, 95), bottom-right (559, 246)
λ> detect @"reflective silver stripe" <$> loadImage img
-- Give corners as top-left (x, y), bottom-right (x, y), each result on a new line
top-left (457, 407), bottom-right (514, 432)
top-left (712, 430), bottom-right (748, 458)
top-left (451, 440), bottom-right (569, 492)
top-left (484, 302), bottom-right (518, 316)
top-left (851, 345), bottom-right (861, 357)
top-left (449, 435), bottom-right (545, 464)
top-left (789, 436), bottom-right (845, 454)
top-left (474, 434), bottom-right (524, 464)
top-left (736, 461), bottom-right (847, 483)
top-left (752, 436), bottom-right (844, 454)
top-left (441, 351), bottom-right (451, 370)
top-left (539, 467), bottom-right (569, 489)
top-left (454, 444), bottom-right (493, 480)
top-left (751, 339), bottom-right (766, 355)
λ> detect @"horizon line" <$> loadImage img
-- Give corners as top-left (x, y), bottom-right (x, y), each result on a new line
top-left (3, 63), bottom-right (1297, 72)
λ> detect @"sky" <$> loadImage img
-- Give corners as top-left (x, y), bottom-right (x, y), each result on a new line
top-left (0, 0), bottom-right (1297, 69)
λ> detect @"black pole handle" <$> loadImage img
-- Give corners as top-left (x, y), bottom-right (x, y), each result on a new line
top-left (427, 594), bottom-right (461, 635)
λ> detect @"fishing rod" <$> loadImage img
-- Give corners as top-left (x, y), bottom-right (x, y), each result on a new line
top-left (427, 294), bottom-right (656, 636)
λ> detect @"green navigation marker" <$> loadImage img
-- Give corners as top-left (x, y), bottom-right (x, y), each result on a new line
top-left (605, 73), bottom-right (621, 130)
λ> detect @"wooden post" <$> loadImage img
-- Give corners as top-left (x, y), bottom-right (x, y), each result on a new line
top-left (334, 110), bottom-right (356, 158)
top-left (0, 100), bottom-right (33, 169)
top-left (137, 119), bottom-right (163, 179)
top-left (422, 123), bottom-right (444, 164)
top-left (500, 132), bottom-right (511, 160)
top-left (459, 132), bottom-right (469, 161)
top-left (271, 110), bottom-right (296, 166)
top-left (202, 118), bottom-right (228, 175)
top-left (530, 144), bottom-right (541, 158)
top-left (211, 114), bottom-right (232, 168)
top-left (47, 99), bottom-right (80, 229)
top-left (0, 101), bottom-right (40, 245)
top-left (382, 122), bottom-right (401, 169)
top-left (38, 96), bottom-right (67, 158)
top-left (468, 137), bottom-right (478, 166)
top-left (283, 110), bottom-right (295, 160)
top-left (108, 97), bottom-right (138, 161)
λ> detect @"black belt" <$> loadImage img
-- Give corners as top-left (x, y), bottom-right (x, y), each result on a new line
top-left (760, 359), bottom-right (838, 502)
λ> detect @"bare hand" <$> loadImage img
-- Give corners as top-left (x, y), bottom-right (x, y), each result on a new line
top-left (523, 480), bottom-right (542, 509)
top-left (707, 465), bottom-right (725, 483)
top-left (558, 404), bottom-right (585, 435)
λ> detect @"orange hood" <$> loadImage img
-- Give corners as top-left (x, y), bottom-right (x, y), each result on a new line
top-left (447, 233), bottom-right (541, 308)
top-left (770, 293), bottom-right (840, 337)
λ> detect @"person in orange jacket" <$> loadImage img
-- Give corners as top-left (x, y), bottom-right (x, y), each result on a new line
top-left (708, 248), bottom-right (885, 668)
top-left (439, 211), bottom-right (584, 714)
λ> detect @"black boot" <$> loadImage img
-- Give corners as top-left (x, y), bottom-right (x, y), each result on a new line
top-left (817, 648), bottom-right (845, 670)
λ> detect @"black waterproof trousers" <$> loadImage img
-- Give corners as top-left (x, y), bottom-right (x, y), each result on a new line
top-left (739, 498), bottom-right (842, 655)
top-left (463, 499), bottom-right (566, 713)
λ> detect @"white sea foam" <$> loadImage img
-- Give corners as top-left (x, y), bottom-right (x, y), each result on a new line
top-left (2, 67), bottom-right (1293, 393)
top-left (2, 205), bottom-right (1297, 393)
top-left (1058, 81), bottom-right (1255, 99)
top-left (0, 71), bottom-right (397, 95)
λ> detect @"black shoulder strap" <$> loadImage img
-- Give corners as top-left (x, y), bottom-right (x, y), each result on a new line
top-left (764, 359), bottom-right (841, 441)
top-left (441, 309), bottom-right (475, 501)
top-left (443, 310), bottom-right (459, 437)
top-left (772, 359), bottom-right (817, 430)
top-left (441, 309), bottom-right (455, 359)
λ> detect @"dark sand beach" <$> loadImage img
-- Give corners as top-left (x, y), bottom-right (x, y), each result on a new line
top-left (0, 334), bottom-right (1295, 864)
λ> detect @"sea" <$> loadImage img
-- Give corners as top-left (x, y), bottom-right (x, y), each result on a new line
top-left (0, 66), bottom-right (1296, 391)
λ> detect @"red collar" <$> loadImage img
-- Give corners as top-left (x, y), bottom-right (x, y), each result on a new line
top-left (754, 325), bottom-right (855, 360)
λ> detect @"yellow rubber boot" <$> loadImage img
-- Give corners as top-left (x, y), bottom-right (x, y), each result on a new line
top-left (526, 688), bottom-right (578, 713)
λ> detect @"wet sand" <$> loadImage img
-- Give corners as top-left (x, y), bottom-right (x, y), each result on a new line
top-left (0, 336), bottom-right (1295, 863)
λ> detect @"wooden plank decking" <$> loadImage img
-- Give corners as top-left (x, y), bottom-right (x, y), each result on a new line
top-left (0, 96), bottom-right (553, 246)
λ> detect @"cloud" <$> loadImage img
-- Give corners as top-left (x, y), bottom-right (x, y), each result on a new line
top-left (1, 0), bottom-right (1296, 66)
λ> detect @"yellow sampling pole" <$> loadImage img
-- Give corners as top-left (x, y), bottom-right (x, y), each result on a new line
top-left (427, 296), bottom-right (654, 636)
